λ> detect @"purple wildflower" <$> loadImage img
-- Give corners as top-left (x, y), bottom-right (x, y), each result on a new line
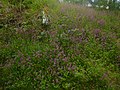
top-left (100, 71), bottom-right (109, 80)
top-left (89, 15), bottom-right (95, 21)
top-left (27, 56), bottom-right (31, 61)
top-left (54, 59), bottom-right (57, 65)
top-left (101, 35), bottom-right (107, 47)
top-left (20, 57), bottom-right (23, 61)
top-left (101, 36), bottom-right (106, 42)
top-left (79, 36), bottom-right (83, 43)
top-left (63, 57), bottom-right (68, 62)
top-left (97, 19), bottom-right (105, 26)
top-left (79, 29), bottom-right (87, 43)
top-left (71, 65), bottom-right (76, 71)
top-left (93, 29), bottom-right (101, 38)
top-left (67, 63), bottom-right (76, 71)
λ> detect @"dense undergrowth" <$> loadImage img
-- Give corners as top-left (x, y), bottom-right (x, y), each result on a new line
top-left (0, 0), bottom-right (120, 89)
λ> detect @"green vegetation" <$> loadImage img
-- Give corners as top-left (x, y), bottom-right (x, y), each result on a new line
top-left (0, 0), bottom-right (120, 89)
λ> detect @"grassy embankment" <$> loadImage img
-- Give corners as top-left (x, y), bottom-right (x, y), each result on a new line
top-left (0, 0), bottom-right (120, 89)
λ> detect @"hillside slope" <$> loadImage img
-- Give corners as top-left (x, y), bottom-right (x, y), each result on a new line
top-left (0, 1), bottom-right (120, 89)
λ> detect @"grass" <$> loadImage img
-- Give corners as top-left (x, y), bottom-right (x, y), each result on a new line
top-left (0, 0), bottom-right (120, 89)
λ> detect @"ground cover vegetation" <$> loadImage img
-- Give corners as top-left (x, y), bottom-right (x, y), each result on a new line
top-left (0, 0), bottom-right (120, 89)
